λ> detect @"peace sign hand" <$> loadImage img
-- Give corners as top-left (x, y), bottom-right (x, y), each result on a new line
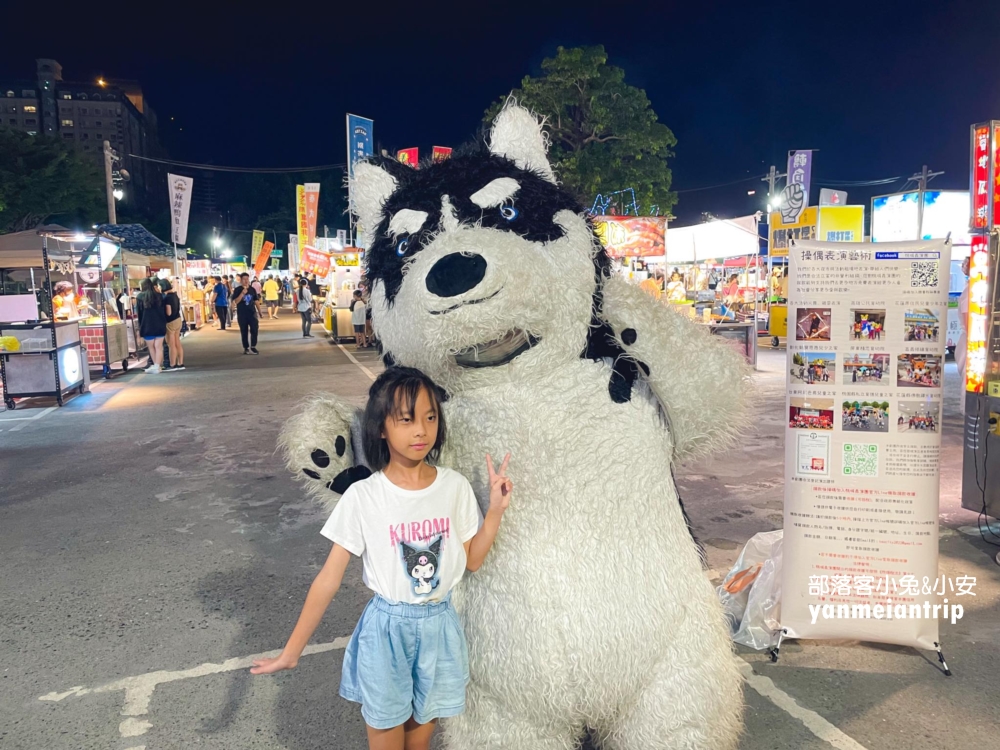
top-left (486, 452), bottom-right (513, 514)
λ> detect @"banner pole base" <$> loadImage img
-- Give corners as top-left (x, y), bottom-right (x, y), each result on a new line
top-left (934, 641), bottom-right (952, 677)
top-left (769, 628), bottom-right (788, 663)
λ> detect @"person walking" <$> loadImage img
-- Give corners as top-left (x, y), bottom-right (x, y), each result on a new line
top-left (161, 279), bottom-right (185, 371)
top-left (211, 276), bottom-right (229, 330)
top-left (232, 272), bottom-right (262, 354)
top-left (297, 277), bottom-right (314, 338)
top-left (138, 279), bottom-right (167, 373)
top-left (263, 274), bottom-right (281, 319)
top-left (350, 289), bottom-right (368, 348)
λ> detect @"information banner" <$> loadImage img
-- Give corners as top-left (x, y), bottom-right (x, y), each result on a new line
top-left (250, 230), bottom-right (265, 267)
top-left (304, 183), bottom-right (320, 247)
top-left (592, 216), bottom-right (666, 258)
top-left (167, 173), bottom-right (193, 245)
top-left (289, 235), bottom-right (299, 274)
top-left (300, 246), bottom-right (332, 276)
top-left (432, 146), bottom-right (452, 163)
top-left (397, 148), bottom-right (419, 167)
top-left (253, 241), bottom-right (275, 276)
top-left (781, 238), bottom-right (950, 650)
top-left (346, 114), bottom-right (374, 179)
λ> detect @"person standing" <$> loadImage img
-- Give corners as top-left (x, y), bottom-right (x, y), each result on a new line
top-left (297, 277), bottom-right (314, 338)
top-left (138, 279), bottom-right (167, 373)
top-left (161, 279), bottom-right (185, 372)
top-left (350, 289), bottom-right (368, 348)
top-left (211, 276), bottom-right (229, 330)
top-left (263, 274), bottom-right (281, 319)
top-left (308, 273), bottom-right (322, 316)
top-left (232, 272), bottom-right (262, 354)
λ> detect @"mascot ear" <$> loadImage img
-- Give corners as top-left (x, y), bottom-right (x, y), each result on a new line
top-left (349, 158), bottom-right (407, 239)
top-left (488, 101), bottom-right (557, 184)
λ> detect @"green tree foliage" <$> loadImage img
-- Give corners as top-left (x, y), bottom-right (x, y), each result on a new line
top-left (0, 127), bottom-right (105, 233)
top-left (793, 353), bottom-right (805, 366)
top-left (485, 45), bottom-right (677, 214)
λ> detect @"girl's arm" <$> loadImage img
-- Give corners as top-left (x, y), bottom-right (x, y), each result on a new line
top-left (464, 453), bottom-right (512, 572)
top-left (250, 543), bottom-right (352, 674)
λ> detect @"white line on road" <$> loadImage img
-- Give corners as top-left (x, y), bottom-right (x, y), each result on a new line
top-left (7, 406), bottom-right (56, 432)
top-left (337, 343), bottom-right (378, 381)
top-left (737, 660), bottom-right (869, 750)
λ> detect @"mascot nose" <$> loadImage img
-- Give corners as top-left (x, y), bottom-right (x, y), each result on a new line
top-left (426, 253), bottom-right (487, 298)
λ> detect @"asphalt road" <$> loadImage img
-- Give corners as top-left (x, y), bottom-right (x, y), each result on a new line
top-left (1, 316), bottom-right (997, 750)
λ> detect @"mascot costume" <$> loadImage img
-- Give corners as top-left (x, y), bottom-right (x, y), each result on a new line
top-left (282, 103), bottom-right (751, 749)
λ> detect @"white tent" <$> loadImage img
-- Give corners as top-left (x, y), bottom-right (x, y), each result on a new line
top-left (0, 226), bottom-right (77, 268)
top-left (666, 215), bottom-right (760, 263)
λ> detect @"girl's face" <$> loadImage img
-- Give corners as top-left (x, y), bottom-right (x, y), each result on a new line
top-left (382, 386), bottom-right (439, 465)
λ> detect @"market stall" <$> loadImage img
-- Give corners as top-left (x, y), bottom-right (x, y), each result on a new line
top-left (319, 247), bottom-right (365, 341)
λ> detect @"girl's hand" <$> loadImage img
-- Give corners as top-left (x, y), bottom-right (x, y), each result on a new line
top-left (486, 453), bottom-right (513, 513)
top-left (250, 653), bottom-right (298, 675)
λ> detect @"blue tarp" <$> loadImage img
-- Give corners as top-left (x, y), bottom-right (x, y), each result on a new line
top-left (96, 224), bottom-right (173, 257)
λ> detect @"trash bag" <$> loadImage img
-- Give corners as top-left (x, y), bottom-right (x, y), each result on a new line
top-left (716, 529), bottom-right (783, 650)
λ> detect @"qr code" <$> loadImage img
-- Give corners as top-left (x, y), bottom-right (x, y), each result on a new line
top-left (843, 443), bottom-right (879, 477)
top-left (910, 261), bottom-right (939, 288)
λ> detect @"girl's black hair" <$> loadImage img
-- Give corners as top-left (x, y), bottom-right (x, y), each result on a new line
top-left (140, 278), bottom-right (162, 308)
top-left (362, 366), bottom-right (447, 472)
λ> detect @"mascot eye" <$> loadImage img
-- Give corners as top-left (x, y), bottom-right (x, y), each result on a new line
top-left (499, 204), bottom-right (519, 221)
top-left (396, 237), bottom-right (410, 256)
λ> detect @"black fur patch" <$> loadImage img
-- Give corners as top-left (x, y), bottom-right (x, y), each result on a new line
top-left (621, 328), bottom-right (637, 346)
top-left (363, 150), bottom-right (580, 304)
top-left (311, 449), bottom-right (330, 468)
top-left (302, 468), bottom-right (321, 480)
top-left (335, 436), bottom-right (347, 458)
top-left (328, 465), bottom-right (373, 494)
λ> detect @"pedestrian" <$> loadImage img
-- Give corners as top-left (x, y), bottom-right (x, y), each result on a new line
top-left (263, 274), bottom-right (281, 319)
top-left (297, 277), bottom-right (314, 338)
top-left (309, 273), bottom-right (322, 315)
top-left (252, 276), bottom-right (263, 297)
top-left (250, 367), bottom-right (512, 750)
top-left (210, 276), bottom-right (229, 330)
top-left (351, 289), bottom-right (368, 348)
top-left (232, 272), bottom-right (261, 355)
top-left (138, 278), bottom-right (167, 373)
top-left (283, 276), bottom-right (292, 306)
top-left (161, 279), bottom-right (185, 372)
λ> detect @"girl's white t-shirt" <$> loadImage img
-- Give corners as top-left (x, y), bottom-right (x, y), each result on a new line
top-left (321, 467), bottom-right (481, 604)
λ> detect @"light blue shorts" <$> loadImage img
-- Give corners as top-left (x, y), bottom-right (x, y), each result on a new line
top-left (340, 594), bottom-right (469, 729)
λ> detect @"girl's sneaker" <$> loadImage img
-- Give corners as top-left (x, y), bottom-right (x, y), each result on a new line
top-left (144, 364), bottom-right (161, 374)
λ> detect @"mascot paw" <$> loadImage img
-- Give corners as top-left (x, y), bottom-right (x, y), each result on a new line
top-left (279, 393), bottom-right (364, 505)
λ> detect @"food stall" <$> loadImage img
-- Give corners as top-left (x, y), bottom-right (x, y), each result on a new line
top-left (309, 241), bottom-right (364, 342)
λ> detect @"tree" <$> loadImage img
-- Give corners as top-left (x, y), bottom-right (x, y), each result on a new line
top-left (0, 127), bottom-right (105, 233)
top-left (485, 45), bottom-right (677, 214)
top-left (793, 353), bottom-right (805, 366)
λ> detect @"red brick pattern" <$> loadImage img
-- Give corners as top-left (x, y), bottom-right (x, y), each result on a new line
top-left (79, 326), bottom-right (107, 364)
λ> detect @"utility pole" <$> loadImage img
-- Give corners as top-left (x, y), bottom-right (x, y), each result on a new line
top-left (103, 140), bottom-right (117, 224)
top-left (910, 165), bottom-right (944, 237)
top-left (762, 165), bottom-right (788, 208)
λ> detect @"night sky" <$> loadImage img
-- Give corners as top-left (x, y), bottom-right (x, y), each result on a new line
top-left (4, 0), bottom-right (999, 225)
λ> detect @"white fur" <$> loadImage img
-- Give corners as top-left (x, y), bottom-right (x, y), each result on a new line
top-left (388, 208), bottom-right (429, 238)
top-left (470, 177), bottom-right (521, 208)
top-left (286, 103), bottom-right (749, 749)
top-left (350, 161), bottom-right (399, 247)
top-left (489, 101), bottom-right (557, 183)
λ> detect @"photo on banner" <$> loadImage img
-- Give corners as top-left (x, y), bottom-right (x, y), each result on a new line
top-left (781, 238), bottom-right (951, 651)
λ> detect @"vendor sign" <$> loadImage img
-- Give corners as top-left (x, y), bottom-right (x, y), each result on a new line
top-left (769, 207), bottom-right (817, 257)
top-left (251, 230), bottom-right (265, 266)
top-left (186, 260), bottom-right (211, 277)
top-left (816, 205), bottom-right (864, 243)
top-left (335, 252), bottom-right (361, 267)
top-left (593, 216), bottom-right (666, 258)
top-left (397, 148), bottom-right (419, 167)
top-left (253, 241), bottom-right (275, 276)
top-left (300, 246), bottom-right (332, 276)
top-left (432, 146), bottom-right (452, 163)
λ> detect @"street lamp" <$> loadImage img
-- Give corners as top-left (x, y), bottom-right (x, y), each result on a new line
top-left (220, 249), bottom-right (233, 259)
top-left (113, 188), bottom-right (124, 201)
top-left (212, 237), bottom-right (223, 249)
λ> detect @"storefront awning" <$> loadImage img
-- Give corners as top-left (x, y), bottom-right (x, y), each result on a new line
top-left (95, 224), bottom-right (173, 257)
top-left (666, 215), bottom-right (761, 263)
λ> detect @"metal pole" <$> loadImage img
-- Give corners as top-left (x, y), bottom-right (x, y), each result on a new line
top-left (103, 141), bottom-right (116, 224)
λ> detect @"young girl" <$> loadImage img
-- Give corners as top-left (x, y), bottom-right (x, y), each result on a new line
top-left (252, 367), bottom-right (512, 750)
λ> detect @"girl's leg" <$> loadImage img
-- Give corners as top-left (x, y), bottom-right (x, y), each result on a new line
top-left (174, 330), bottom-right (184, 366)
top-left (152, 338), bottom-right (163, 366)
top-left (365, 723), bottom-right (404, 750)
top-left (167, 330), bottom-right (177, 366)
top-left (402, 717), bottom-right (436, 750)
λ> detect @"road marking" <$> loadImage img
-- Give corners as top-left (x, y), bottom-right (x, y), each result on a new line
top-left (337, 343), bottom-right (377, 381)
top-left (7, 406), bottom-right (56, 432)
top-left (39, 638), bottom-right (351, 741)
top-left (737, 660), bottom-right (869, 750)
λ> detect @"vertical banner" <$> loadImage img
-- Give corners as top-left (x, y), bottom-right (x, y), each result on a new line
top-left (397, 148), bottom-right (419, 167)
top-left (971, 124), bottom-right (991, 230)
top-left (787, 150), bottom-right (813, 204)
top-left (250, 230), bottom-right (265, 267)
top-left (167, 173), bottom-right (193, 245)
top-left (432, 146), bottom-right (452, 163)
top-left (253, 241), bottom-right (275, 276)
top-left (346, 114), bottom-right (374, 179)
top-left (304, 182), bottom-right (320, 247)
top-left (965, 235), bottom-right (990, 393)
top-left (781, 238), bottom-right (950, 650)
top-left (289, 235), bottom-right (300, 274)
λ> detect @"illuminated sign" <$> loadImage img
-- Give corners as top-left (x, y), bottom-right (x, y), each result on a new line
top-left (921, 191), bottom-right (972, 246)
top-left (965, 235), bottom-right (989, 392)
top-left (972, 124), bottom-right (991, 230)
top-left (872, 192), bottom-right (919, 242)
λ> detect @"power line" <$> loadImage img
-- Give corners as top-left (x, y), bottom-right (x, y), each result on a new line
top-left (817, 176), bottom-right (904, 187)
top-left (127, 154), bottom-right (347, 174)
top-left (674, 174), bottom-right (767, 193)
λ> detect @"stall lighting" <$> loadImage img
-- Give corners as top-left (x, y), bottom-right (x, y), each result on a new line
top-left (965, 235), bottom-right (990, 392)
top-left (113, 188), bottom-right (124, 200)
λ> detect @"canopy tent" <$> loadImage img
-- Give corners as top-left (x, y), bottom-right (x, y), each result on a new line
top-left (0, 225), bottom-right (78, 269)
top-left (666, 215), bottom-right (761, 264)
top-left (95, 224), bottom-right (174, 268)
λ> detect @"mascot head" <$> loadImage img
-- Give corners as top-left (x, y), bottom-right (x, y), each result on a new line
top-left (351, 103), bottom-right (618, 392)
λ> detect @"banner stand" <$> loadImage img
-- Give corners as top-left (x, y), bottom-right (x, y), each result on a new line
top-left (775, 238), bottom-right (953, 676)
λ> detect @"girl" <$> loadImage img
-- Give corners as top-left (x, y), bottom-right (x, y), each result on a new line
top-left (161, 279), bottom-right (185, 371)
top-left (138, 279), bottom-right (167, 373)
top-left (297, 277), bottom-right (314, 338)
top-left (252, 367), bottom-right (512, 750)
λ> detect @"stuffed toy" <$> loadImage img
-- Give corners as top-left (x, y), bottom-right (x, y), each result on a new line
top-left (281, 102), bottom-right (752, 749)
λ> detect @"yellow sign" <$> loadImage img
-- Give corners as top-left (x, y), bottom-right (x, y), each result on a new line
top-left (816, 205), bottom-right (864, 243)
top-left (296, 185), bottom-right (309, 251)
top-left (769, 207), bottom-right (818, 257)
top-left (334, 254), bottom-right (360, 267)
top-left (250, 229), bottom-right (265, 266)
top-left (988, 381), bottom-right (1000, 397)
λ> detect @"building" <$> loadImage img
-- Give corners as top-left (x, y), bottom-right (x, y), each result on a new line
top-left (0, 59), bottom-right (166, 215)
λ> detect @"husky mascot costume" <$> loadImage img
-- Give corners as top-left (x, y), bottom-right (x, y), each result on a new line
top-left (282, 103), bottom-right (751, 749)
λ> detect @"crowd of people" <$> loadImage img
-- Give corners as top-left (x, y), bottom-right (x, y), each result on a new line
top-left (852, 317), bottom-right (884, 340)
top-left (848, 364), bottom-right (884, 383)
top-left (792, 363), bottom-right (831, 384)
top-left (899, 413), bottom-right (938, 431)
top-left (843, 405), bottom-right (887, 431)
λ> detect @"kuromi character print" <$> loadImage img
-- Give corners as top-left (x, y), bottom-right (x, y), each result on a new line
top-left (400, 537), bottom-right (442, 596)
